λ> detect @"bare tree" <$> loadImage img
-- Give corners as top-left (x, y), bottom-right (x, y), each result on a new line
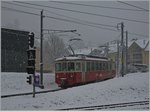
top-left (43, 33), bottom-right (70, 71)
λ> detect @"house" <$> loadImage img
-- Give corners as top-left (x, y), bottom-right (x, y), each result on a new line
top-left (107, 39), bottom-right (149, 66)
top-left (128, 39), bottom-right (149, 65)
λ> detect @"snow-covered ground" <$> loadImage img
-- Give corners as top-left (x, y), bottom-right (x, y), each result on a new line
top-left (1, 72), bottom-right (59, 95)
top-left (1, 72), bottom-right (149, 110)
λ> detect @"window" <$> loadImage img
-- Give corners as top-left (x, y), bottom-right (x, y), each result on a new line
top-left (110, 62), bottom-right (112, 70)
top-left (112, 62), bottom-right (115, 70)
top-left (68, 62), bottom-right (75, 71)
top-left (98, 62), bottom-right (102, 70)
top-left (55, 63), bottom-right (61, 71)
top-left (62, 62), bottom-right (67, 71)
top-left (91, 61), bottom-right (95, 71)
top-left (102, 62), bottom-right (105, 70)
top-left (87, 61), bottom-right (91, 71)
top-left (82, 62), bottom-right (85, 71)
top-left (105, 62), bottom-right (108, 70)
top-left (95, 61), bottom-right (99, 71)
top-left (76, 62), bottom-right (81, 71)
top-left (108, 62), bottom-right (110, 70)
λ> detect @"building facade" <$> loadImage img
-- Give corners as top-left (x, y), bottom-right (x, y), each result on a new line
top-left (108, 39), bottom-right (149, 67)
top-left (128, 42), bottom-right (143, 64)
top-left (1, 28), bottom-right (29, 72)
top-left (142, 42), bottom-right (149, 65)
top-left (128, 40), bottom-right (149, 66)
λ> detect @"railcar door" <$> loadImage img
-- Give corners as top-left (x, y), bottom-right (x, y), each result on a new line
top-left (81, 61), bottom-right (86, 83)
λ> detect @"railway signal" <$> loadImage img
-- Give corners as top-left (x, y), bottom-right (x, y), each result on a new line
top-left (26, 49), bottom-right (36, 74)
top-left (26, 75), bottom-right (32, 84)
top-left (26, 32), bottom-right (36, 97)
top-left (28, 32), bottom-right (34, 48)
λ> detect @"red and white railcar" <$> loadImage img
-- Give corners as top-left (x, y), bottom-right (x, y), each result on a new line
top-left (55, 54), bottom-right (116, 88)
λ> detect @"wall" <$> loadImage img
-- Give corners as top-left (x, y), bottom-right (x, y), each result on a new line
top-left (1, 28), bottom-right (29, 72)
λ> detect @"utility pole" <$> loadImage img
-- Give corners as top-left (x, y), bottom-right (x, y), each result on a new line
top-left (125, 31), bottom-right (128, 74)
top-left (121, 22), bottom-right (124, 77)
top-left (117, 22), bottom-right (124, 77)
top-left (105, 43), bottom-right (109, 58)
top-left (117, 40), bottom-right (119, 77)
top-left (40, 10), bottom-right (44, 89)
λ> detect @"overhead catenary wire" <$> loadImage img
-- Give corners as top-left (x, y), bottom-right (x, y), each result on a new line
top-left (45, 15), bottom-right (118, 32)
top-left (2, 6), bottom-right (118, 32)
top-left (128, 32), bottom-right (149, 38)
top-left (2, 6), bottom-right (40, 16)
top-left (49, 1), bottom-right (147, 12)
top-left (117, 1), bottom-right (149, 12)
top-left (2, 6), bottom-right (149, 38)
top-left (2, 1), bottom-right (42, 11)
top-left (14, 1), bottom-right (148, 24)
top-left (45, 10), bottom-right (117, 28)
top-left (3, 1), bottom-right (116, 28)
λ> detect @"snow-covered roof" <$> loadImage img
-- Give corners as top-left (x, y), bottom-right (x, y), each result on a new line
top-left (128, 41), bottom-right (134, 48)
top-left (135, 39), bottom-right (149, 49)
top-left (129, 39), bottom-right (149, 49)
top-left (55, 55), bottom-right (108, 61)
top-left (108, 39), bottom-right (149, 53)
top-left (144, 42), bottom-right (149, 51)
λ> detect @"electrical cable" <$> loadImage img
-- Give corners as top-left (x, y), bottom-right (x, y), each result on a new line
top-left (3, 1), bottom-right (42, 11)
top-left (117, 1), bottom-right (149, 12)
top-left (2, 6), bottom-right (149, 38)
top-left (4, 2), bottom-right (148, 38)
top-left (14, 1), bottom-right (148, 24)
top-left (2, 6), bottom-right (118, 32)
top-left (3, 1), bottom-right (116, 28)
top-left (2, 6), bottom-right (40, 16)
top-left (49, 1), bottom-right (147, 12)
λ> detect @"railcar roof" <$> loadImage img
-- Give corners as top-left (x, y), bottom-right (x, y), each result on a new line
top-left (55, 55), bottom-right (108, 61)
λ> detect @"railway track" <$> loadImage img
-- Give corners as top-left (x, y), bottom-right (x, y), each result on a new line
top-left (1, 88), bottom-right (62, 98)
top-left (60, 100), bottom-right (149, 110)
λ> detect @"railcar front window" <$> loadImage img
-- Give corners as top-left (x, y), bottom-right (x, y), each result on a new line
top-left (62, 62), bottom-right (67, 71)
top-left (91, 61), bottom-right (95, 71)
top-left (76, 62), bottom-right (81, 71)
top-left (68, 62), bottom-right (75, 71)
top-left (98, 62), bottom-right (102, 70)
top-left (95, 61), bottom-right (99, 70)
top-left (87, 62), bottom-right (91, 71)
top-left (55, 63), bottom-right (61, 71)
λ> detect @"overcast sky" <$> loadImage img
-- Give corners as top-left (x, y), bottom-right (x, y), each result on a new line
top-left (1, 0), bottom-right (149, 47)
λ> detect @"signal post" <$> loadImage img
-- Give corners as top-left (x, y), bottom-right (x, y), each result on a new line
top-left (26, 32), bottom-right (36, 98)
